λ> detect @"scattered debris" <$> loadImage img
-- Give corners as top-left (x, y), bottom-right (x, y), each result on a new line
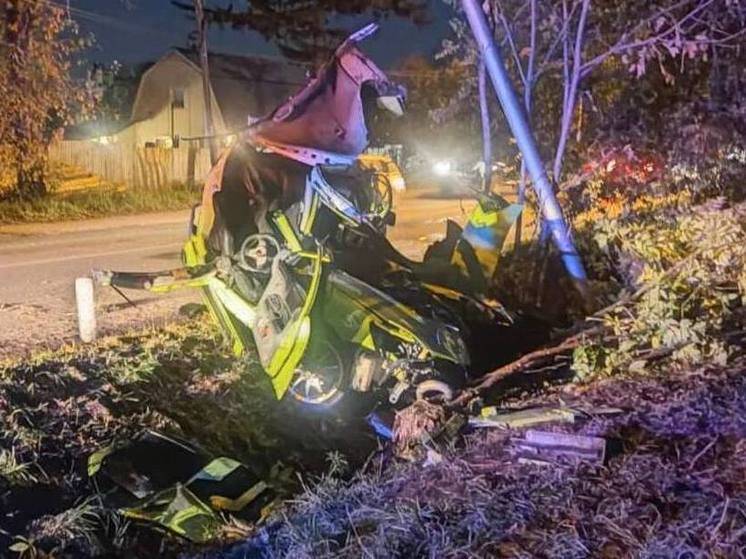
top-left (392, 400), bottom-right (447, 461)
top-left (89, 430), bottom-right (277, 543)
top-left (471, 405), bottom-right (576, 429)
top-left (470, 404), bottom-right (625, 429)
top-left (513, 429), bottom-right (607, 465)
top-left (216, 360), bottom-right (746, 559)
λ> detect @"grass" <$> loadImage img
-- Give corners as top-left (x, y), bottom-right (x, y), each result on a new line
top-left (0, 448), bottom-right (36, 486)
top-left (0, 317), bottom-right (376, 557)
top-left (216, 359), bottom-right (746, 559)
top-left (0, 169), bottom-right (743, 556)
top-left (0, 182), bottom-right (198, 225)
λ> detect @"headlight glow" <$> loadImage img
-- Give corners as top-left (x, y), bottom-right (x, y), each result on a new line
top-left (433, 160), bottom-right (452, 176)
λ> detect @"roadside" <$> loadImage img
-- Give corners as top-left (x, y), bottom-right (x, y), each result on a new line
top-left (0, 190), bottom-right (477, 361)
top-left (218, 359), bottom-right (746, 558)
top-left (0, 176), bottom-right (742, 558)
top-left (0, 210), bottom-right (196, 360)
top-left (0, 182), bottom-right (196, 225)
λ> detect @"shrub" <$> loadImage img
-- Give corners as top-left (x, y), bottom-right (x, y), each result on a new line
top-left (572, 196), bottom-right (745, 379)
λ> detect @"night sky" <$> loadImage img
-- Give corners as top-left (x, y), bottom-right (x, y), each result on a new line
top-left (66, 0), bottom-right (455, 69)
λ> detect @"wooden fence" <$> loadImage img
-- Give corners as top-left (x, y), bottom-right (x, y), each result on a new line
top-left (49, 140), bottom-right (213, 188)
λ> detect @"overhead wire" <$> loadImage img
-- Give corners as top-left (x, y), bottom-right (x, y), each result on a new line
top-left (35, 0), bottom-right (453, 78)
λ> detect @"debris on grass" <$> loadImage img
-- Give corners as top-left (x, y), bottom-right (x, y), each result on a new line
top-left (0, 320), bottom-right (376, 556)
top-left (512, 429), bottom-right (607, 465)
top-left (207, 359), bottom-right (746, 559)
top-left (392, 400), bottom-right (446, 461)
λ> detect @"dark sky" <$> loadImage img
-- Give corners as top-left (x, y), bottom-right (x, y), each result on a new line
top-left (66, 0), bottom-right (456, 69)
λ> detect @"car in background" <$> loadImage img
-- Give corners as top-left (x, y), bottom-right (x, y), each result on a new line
top-left (358, 152), bottom-right (407, 192)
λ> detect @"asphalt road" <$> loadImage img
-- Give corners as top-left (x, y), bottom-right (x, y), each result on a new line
top-left (0, 189), bottom-right (476, 360)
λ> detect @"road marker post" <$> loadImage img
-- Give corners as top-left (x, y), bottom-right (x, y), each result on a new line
top-left (75, 277), bottom-right (97, 343)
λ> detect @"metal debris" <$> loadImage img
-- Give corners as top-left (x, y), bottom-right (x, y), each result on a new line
top-left (513, 429), bottom-right (606, 465)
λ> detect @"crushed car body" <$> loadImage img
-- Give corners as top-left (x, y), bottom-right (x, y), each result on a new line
top-left (92, 23), bottom-right (526, 418)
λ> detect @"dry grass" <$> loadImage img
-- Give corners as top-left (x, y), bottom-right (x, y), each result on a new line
top-left (0, 182), bottom-right (196, 224)
top-left (207, 360), bottom-right (746, 559)
top-left (0, 319), bottom-right (375, 557)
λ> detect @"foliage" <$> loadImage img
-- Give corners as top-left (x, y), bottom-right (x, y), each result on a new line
top-left (0, 0), bottom-right (93, 199)
top-left (665, 101), bottom-right (746, 202)
top-left (85, 61), bottom-right (143, 125)
top-left (367, 55), bottom-right (475, 153)
top-left (172, 0), bottom-right (429, 62)
top-left (0, 448), bottom-right (36, 486)
top-left (23, 498), bottom-right (103, 557)
top-left (214, 362), bottom-right (746, 558)
top-left (571, 196), bottom-right (745, 380)
top-left (438, 0), bottom-right (746, 187)
top-left (0, 182), bottom-right (197, 225)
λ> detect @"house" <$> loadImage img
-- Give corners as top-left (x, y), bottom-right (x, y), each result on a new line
top-left (123, 48), bottom-right (307, 148)
top-left (55, 49), bottom-right (307, 187)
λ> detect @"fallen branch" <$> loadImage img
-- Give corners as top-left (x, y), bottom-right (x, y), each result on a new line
top-left (453, 242), bottom-right (729, 409)
top-left (451, 324), bottom-right (604, 408)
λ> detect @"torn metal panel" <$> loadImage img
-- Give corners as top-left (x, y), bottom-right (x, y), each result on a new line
top-left (88, 430), bottom-right (276, 542)
top-left (513, 429), bottom-right (606, 465)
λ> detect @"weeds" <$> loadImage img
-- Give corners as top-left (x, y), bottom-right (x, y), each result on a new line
top-left (211, 361), bottom-right (746, 559)
top-left (0, 319), bottom-right (368, 556)
top-left (0, 448), bottom-right (36, 486)
top-left (0, 182), bottom-right (196, 224)
top-left (27, 498), bottom-right (103, 551)
top-left (571, 198), bottom-right (745, 380)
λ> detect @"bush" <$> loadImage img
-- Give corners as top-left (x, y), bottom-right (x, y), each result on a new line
top-left (571, 194), bottom-right (745, 379)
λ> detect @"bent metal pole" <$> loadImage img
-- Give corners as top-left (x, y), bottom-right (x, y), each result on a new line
top-left (461, 0), bottom-right (589, 291)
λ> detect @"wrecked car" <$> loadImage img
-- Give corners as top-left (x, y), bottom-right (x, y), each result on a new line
top-left (93, 24), bottom-right (525, 418)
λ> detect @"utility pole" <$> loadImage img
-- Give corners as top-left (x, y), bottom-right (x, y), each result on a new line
top-left (194, 0), bottom-right (217, 165)
top-left (461, 0), bottom-right (589, 298)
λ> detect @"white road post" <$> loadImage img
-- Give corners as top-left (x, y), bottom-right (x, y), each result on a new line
top-left (75, 277), bottom-right (97, 343)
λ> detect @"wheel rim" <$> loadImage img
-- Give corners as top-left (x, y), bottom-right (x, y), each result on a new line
top-left (289, 341), bottom-right (345, 406)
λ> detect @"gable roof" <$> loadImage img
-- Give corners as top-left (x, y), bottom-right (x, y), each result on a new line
top-left (174, 48), bottom-right (308, 129)
top-left (70, 49), bottom-right (309, 140)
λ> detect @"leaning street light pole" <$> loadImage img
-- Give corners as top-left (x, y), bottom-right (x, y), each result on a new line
top-left (478, 60), bottom-right (492, 193)
top-left (460, 0), bottom-right (589, 295)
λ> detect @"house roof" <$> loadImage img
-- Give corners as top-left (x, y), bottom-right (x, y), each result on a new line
top-left (65, 62), bottom-right (153, 140)
top-left (70, 49), bottom-right (309, 140)
top-left (175, 48), bottom-right (308, 129)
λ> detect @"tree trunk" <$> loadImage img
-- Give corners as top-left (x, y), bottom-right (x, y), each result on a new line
top-left (461, 0), bottom-right (589, 295)
top-left (551, 0), bottom-right (590, 184)
top-left (514, 0), bottom-right (537, 247)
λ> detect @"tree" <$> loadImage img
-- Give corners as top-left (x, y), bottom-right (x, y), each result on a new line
top-left (0, 0), bottom-right (92, 199)
top-left (87, 62), bottom-right (144, 125)
top-left (441, 0), bottom-right (746, 189)
top-left (173, 0), bottom-right (430, 62)
top-left (376, 55), bottom-right (472, 149)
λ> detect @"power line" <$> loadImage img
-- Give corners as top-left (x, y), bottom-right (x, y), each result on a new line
top-left (41, 0), bottom-right (186, 41)
top-left (36, 0), bottom-right (454, 78)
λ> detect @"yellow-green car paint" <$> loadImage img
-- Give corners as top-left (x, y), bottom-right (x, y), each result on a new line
top-left (176, 146), bottom-right (492, 402)
top-left (456, 200), bottom-right (523, 280)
